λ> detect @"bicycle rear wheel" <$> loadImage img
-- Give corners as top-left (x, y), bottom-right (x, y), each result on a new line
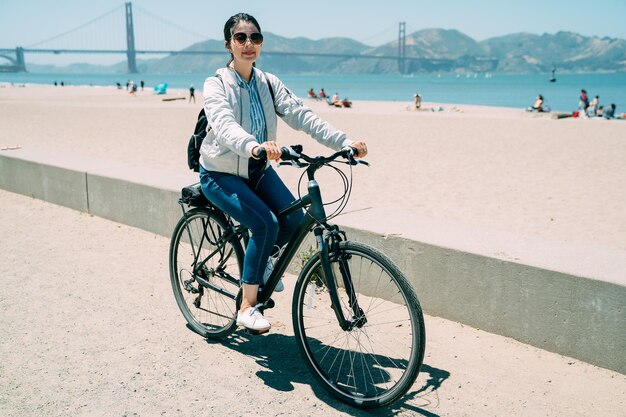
top-left (169, 207), bottom-right (244, 339)
top-left (292, 241), bottom-right (425, 408)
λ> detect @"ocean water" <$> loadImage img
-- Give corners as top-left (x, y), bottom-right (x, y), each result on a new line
top-left (2, 71), bottom-right (625, 113)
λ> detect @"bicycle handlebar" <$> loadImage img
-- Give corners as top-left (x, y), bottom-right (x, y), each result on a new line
top-left (255, 145), bottom-right (369, 167)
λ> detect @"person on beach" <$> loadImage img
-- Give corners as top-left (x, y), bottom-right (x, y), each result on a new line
top-left (603, 103), bottom-right (616, 119)
top-left (579, 89), bottom-right (589, 112)
top-left (319, 88), bottom-right (327, 99)
top-left (528, 94), bottom-right (544, 112)
top-left (587, 95), bottom-right (599, 117)
top-left (596, 105), bottom-right (604, 118)
top-left (331, 92), bottom-right (342, 107)
top-left (199, 13), bottom-right (367, 333)
top-left (413, 92), bottom-right (422, 110)
top-left (189, 84), bottom-right (196, 103)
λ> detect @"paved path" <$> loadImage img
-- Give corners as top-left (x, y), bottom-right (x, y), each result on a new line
top-left (1, 189), bottom-right (624, 417)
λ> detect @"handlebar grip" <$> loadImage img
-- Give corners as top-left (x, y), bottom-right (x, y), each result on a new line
top-left (280, 145), bottom-right (301, 161)
top-left (342, 145), bottom-right (369, 166)
top-left (255, 147), bottom-right (267, 160)
top-left (341, 145), bottom-right (358, 158)
top-left (255, 144), bottom-right (302, 161)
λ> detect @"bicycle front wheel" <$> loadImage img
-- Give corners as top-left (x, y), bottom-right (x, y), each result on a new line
top-left (292, 241), bottom-right (425, 408)
top-left (169, 207), bottom-right (244, 339)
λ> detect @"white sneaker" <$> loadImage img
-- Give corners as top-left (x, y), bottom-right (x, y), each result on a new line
top-left (263, 255), bottom-right (284, 292)
top-left (236, 304), bottom-right (271, 332)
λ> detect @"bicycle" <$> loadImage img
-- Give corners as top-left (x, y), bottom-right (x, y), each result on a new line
top-left (169, 145), bottom-right (426, 408)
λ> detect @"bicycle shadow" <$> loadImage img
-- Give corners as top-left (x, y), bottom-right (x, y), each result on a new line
top-left (208, 331), bottom-right (450, 416)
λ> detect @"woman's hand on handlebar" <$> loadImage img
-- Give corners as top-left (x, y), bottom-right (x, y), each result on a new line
top-left (252, 141), bottom-right (282, 161)
top-left (254, 141), bottom-right (367, 161)
top-left (351, 141), bottom-right (368, 158)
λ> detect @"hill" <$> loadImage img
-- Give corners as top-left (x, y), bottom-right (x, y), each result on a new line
top-left (37, 29), bottom-right (626, 74)
top-left (482, 31), bottom-right (626, 72)
top-left (142, 28), bottom-right (625, 74)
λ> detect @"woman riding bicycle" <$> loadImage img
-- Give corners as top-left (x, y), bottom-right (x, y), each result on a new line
top-left (199, 13), bottom-right (368, 333)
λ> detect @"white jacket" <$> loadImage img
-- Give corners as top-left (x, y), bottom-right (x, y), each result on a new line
top-left (199, 66), bottom-right (352, 178)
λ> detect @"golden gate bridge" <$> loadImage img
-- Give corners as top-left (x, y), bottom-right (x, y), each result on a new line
top-left (0, 2), bottom-right (494, 74)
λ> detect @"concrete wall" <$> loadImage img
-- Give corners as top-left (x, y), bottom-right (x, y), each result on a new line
top-left (342, 227), bottom-right (626, 374)
top-left (0, 147), bottom-right (197, 236)
top-left (86, 165), bottom-right (193, 238)
top-left (1, 146), bottom-right (625, 374)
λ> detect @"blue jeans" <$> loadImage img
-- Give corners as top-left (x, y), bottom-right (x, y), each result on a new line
top-left (199, 165), bottom-right (304, 285)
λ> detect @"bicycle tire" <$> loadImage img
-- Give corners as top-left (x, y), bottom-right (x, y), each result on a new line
top-left (169, 207), bottom-right (244, 339)
top-left (292, 241), bottom-right (425, 408)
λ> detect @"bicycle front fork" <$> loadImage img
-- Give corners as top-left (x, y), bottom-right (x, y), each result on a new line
top-left (315, 227), bottom-right (367, 331)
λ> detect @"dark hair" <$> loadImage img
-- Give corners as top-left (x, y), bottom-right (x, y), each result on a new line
top-left (223, 13), bottom-right (262, 66)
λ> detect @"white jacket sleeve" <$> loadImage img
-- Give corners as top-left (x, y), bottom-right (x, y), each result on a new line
top-left (268, 75), bottom-right (354, 151)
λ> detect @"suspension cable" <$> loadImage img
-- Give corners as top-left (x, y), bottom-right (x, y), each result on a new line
top-left (26, 5), bottom-right (124, 48)
top-left (133, 4), bottom-right (208, 42)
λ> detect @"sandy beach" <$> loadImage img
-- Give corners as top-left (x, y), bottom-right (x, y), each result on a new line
top-left (1, 83), bottom-right (625, 415)
top-left (1, 84), bottom-right (625, 253)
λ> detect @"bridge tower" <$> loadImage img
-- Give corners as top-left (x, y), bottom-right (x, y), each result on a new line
top-left (125, 2), bottom-right (138, 73)
top-left (15, 47), bottom-right (27, 72)
top-left (398, 22), bottom-right (406, 74)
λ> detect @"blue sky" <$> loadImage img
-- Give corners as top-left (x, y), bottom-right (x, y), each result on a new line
top-left (2, 0), bottom-right (625, 65)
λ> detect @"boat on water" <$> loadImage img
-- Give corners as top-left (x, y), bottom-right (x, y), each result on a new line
top-left (549, 67), bottom-right (557, 82)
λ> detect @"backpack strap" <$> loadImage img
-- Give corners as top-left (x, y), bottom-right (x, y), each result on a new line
top-left (265, 75), bottom-right (281, 116)
top-left (267, 79), bottom-right (275, 103)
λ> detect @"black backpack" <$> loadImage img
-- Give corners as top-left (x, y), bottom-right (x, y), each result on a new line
top-left (187, 79), bottom-right (276, 172)
top-left (186, 109), bottom-right (209, 172)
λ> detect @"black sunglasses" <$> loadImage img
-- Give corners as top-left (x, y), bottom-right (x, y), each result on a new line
top-left (232, 32), bottom-right (264, 45)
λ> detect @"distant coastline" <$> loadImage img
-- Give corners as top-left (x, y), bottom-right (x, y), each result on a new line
top-left (2, 71), bottom-right (625, 113)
